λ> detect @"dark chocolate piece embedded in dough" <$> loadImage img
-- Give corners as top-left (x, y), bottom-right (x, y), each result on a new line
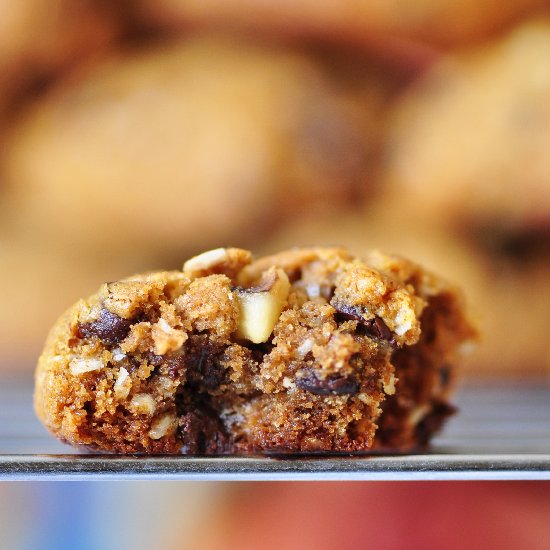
top-left (76, 309), bottom-right (133, 346)
top-left (296, 369), bottom-right (359, 396)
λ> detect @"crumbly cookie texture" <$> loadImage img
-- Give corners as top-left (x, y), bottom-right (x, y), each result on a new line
top-left (34, 247), bottom-right (476, 454)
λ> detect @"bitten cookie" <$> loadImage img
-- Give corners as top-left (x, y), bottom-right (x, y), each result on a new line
top-left (34, 247), bottom-right (475, 454)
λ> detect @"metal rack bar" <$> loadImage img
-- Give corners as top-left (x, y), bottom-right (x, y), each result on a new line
top-left (2, 454), bottom-right (550, 481)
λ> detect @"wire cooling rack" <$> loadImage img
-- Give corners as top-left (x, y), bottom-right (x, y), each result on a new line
top-left (1, 377), bottom-right (549, 480)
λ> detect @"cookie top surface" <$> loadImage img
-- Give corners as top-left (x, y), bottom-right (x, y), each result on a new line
top-left (82, 246), bottom-right (428, 348)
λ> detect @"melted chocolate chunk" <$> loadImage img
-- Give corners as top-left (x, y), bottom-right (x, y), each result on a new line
top-left (185, 337), bottom-right (228, 391)
top-left (333, 303), bottom-right (365, 322)
top-left (177, 399), bottom-right (231, 454)
top-left (296, 369), bottom-right (359, 396)
top-left (333, 303), bottom-right (394, 343)
top-left (373, 317), bottom-right (392, 341)
top-left (77, 309), bottom-right (133, 346)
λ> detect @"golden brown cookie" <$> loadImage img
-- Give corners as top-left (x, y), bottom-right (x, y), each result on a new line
top-left (385, 18), bottom-right (550, 227)
top-left (35, 247), bottom-right (475, 454)
top-left (381, 19), bottom-right (550, 375)
top-left (1, 35), bottom-right (385, 259)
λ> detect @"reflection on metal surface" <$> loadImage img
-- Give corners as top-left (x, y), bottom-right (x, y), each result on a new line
top-left (2, 378), bottom-right (549, 480)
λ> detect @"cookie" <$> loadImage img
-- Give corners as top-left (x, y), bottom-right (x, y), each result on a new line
top-left (382, 19), bottom-right (550, 375)
top-left (384, 19), bottom-right (550, 228)
top-left (34, 247), bottom-right (475, 454)
top-left (1, 35), bottom-right (384, 260)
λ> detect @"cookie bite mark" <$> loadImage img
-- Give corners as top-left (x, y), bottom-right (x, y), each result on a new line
top-left (34, 247), bottom-right (476, 454)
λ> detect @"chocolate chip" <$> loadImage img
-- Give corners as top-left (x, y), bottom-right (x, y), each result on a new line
top-left (164, 354), bottom-right (186, 378)
top-left (148, 338), bottom-right (227, 386)
top-left (296, 369), bottom-right (359, 396)
top-left (333, 303), bottom-right (394, 343)
top-left (77, 309), bottom-right (133, 346)
top-left (373, 317), bottom-right (392, 341)
top-left (333, 303), bottom-right (365, 322)
top-left (185, 337), bottom-right (228, 391)
top-left (177, 403), bottom-right (231, 454)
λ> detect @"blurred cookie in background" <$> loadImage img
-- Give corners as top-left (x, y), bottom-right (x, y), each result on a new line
top-left (132, 0), bottom-right (546, 50)
top-left (0, 35), bottom-right (388, 261)
top-left (378, 19), bottom-right (550, 375)
top-left (384, 18), bottom-right (550, 229)
top-left (262, 198), bottom-right (550, 376)
top-left (0, 0), bottom-right (118, 118)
